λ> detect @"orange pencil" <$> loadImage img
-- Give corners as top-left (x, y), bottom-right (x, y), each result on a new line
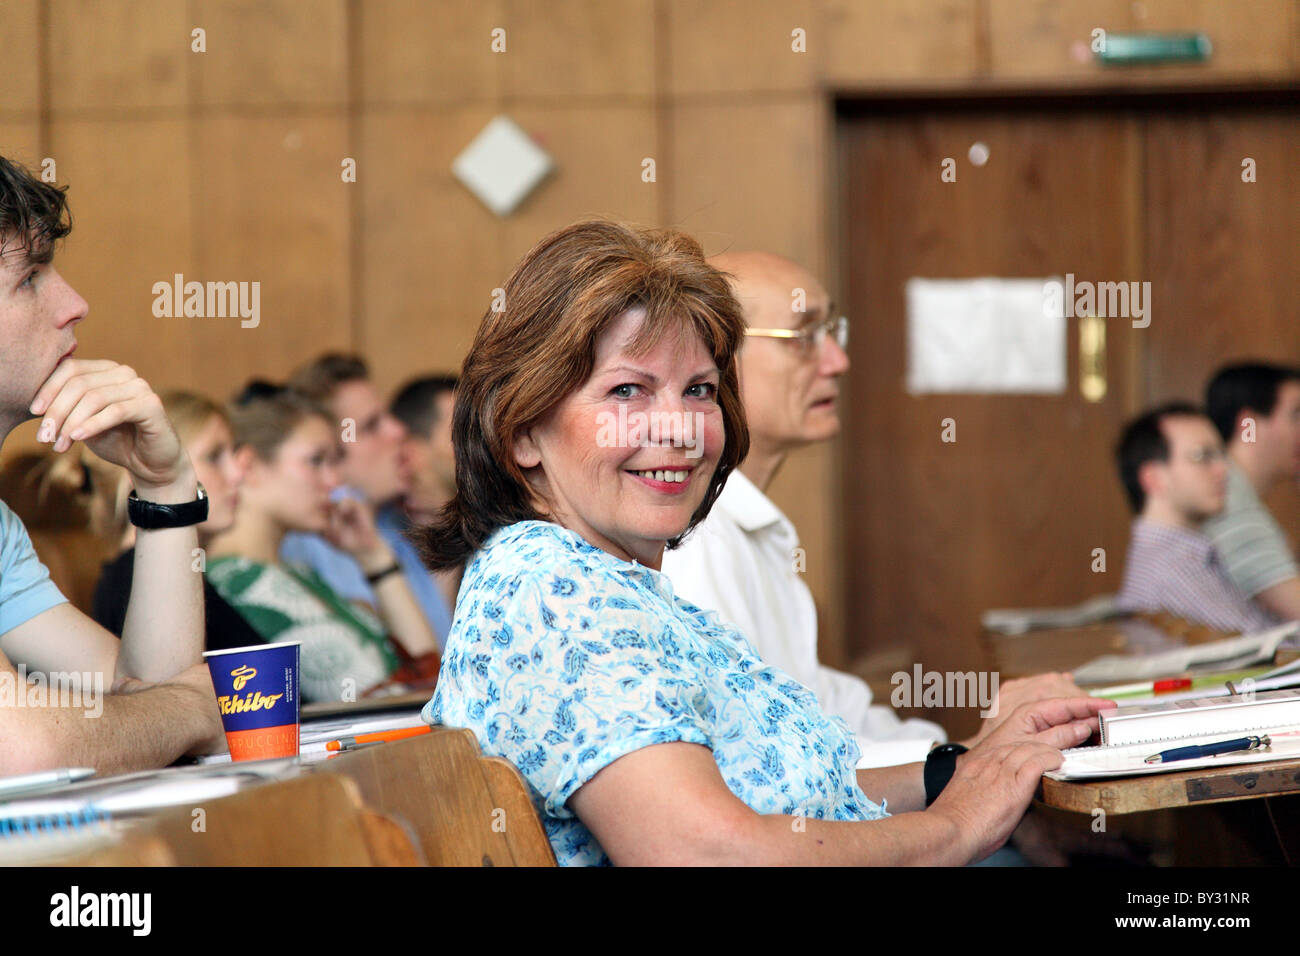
top-left (325, 724), bottom-right (433, 751)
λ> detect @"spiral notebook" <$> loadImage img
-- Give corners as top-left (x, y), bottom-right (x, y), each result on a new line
top-left (1048, 688), bottom-right (1300, 780)
top-left (0, 757), bottom-right (298, 841)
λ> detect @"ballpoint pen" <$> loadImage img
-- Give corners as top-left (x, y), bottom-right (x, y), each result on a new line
top-left (1144, 735), bottom-right (1270, 765)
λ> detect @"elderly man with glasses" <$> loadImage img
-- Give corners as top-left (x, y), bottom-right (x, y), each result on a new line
top-left (662, 251), bottom-right (1081, 773)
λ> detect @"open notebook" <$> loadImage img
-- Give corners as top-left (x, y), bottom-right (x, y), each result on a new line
top-left (1049, 688), bottom-right (1300, 780)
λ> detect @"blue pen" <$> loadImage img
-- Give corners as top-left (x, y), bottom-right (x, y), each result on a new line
top-left (1144, 735), bottom-right (1271, 765)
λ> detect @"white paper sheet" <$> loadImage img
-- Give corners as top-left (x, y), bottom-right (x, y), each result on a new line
top-left (906, 277), bottom-right (1065, 394)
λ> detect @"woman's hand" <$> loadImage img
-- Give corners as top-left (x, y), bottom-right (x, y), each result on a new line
top-left (977, 694), bottom-right (1114, 751)
top-left (928, 697), bottom-right (1115, 862)
top-left (30, 359), bottom-right (193, 495)
top-left (926, 739), bottom-right (1064, 863)
top-left (323, 496), bottom-right (391, 572)
top-left (963, 672), bottom-right (1089, 747)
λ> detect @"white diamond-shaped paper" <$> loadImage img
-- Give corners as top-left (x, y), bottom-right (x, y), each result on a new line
top-left (452, 116), bottom-right (554, 217)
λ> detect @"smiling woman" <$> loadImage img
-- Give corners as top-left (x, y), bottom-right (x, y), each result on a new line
top-left (419, 218), bottom-right (749, 571)
top-left (418, 219), bottom-right (1104, 866)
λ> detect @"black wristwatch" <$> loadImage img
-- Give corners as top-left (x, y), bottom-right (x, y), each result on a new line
top-left (365, 562), bottom-right (402, 585)
top-left (127, 482), bottom-right (208, 529)
top-left (924, 742), bottom-right (969, 807)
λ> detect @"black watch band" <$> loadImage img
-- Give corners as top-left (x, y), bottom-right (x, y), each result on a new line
top-left (127, 483), bottom-right (209, 530)
top-left (365, 562), bottom-right (402, 585)
top-left (924, 742), bottom-right (969, 807)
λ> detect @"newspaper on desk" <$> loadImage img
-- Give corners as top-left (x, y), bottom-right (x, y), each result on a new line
top-left (1069, 622), bottom-right (1299, 685)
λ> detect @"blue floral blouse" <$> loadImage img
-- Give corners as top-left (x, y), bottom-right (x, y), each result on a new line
top-left (423, 520), bottom-right (887, 865)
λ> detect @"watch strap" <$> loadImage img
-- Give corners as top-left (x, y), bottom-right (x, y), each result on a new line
top-left (924, 742), bottom-right (969, 807)
top-left (127, 484), bottom-right (209, 530)
top-left (365, 562), bottom-right (402, 585)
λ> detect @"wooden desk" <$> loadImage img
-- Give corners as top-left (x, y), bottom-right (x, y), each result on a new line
top-left (987, 616), bottom-right (1300, 863)
top-left (1038, 756), bottom-right (1300, 815)
top-left (16, 772), bottom-right (422, 866)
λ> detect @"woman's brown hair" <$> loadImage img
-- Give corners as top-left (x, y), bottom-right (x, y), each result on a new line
top-left (420, 219), bottom-right (749, 570)
top-left (226, 381), bottom-right (331, 462)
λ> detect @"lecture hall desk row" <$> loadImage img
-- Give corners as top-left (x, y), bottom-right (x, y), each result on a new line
top-left (13, 728), bottom-right (556, 867)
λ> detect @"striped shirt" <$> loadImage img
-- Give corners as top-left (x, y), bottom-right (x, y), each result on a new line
top-left (1117, 518), bottom-right (1279, 634)
top-left (1201, 462), bottom-right (1299, 599)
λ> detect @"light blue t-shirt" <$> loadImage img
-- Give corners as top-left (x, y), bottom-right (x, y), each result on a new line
top-left (424, 520), bottom-right (886, 866)
top-left (0, 499), bottom-right (68, 636)
top-left (279, 496), bottom-right (452, 650)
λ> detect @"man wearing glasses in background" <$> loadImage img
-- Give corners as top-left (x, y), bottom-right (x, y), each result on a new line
top-left (662, 252), bottom-right (1079, 772)
top-left (1114, 401), bottom-right (1279, 633)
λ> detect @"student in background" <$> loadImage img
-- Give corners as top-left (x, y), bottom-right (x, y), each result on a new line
top-left (90, 391), bottom-right (261, 652)
top-left (206, 383), bottom-right (424, 702)
top-left (1114, 401), bottom-right (1279, 632)
top-left (661, 251), bottom-right (1081, 770)
top-left (390, 373), bottom-right (460, 625)
top-left (282, 354), bottom-right (445, 651)
top-left (0, 153), bottom-right (223, 773)
top-left (1203, 362), bottom-right (1300, 622)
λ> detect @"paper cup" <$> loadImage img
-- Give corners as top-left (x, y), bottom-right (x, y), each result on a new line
top-left (203, 641), bottom-right (300, 761)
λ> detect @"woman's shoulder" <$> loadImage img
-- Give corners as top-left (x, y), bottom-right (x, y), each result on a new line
top-left (455, 521), bottom-right (665, 634)
top-left (472, 521), bottom-right (618, 588)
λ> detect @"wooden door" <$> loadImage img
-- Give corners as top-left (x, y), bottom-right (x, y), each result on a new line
top-left (838, 108), bottom-right (1145, 736)
top-left (837, 100), bottom-right (1300, 737)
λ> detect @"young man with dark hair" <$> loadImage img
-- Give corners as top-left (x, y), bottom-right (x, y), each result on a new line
top-left (0, 154), bottom-right (222, 774)
top-left (1114, 401), bottom-right (1277, 632)
top-left (1201, 362), bottom-right (1300, 622)
top-left (280, 354), bottom-right (447, 650)
top-left (390, 374), bottom-right (460, 616)
top-left (390, 374), bottom-right (457, 525)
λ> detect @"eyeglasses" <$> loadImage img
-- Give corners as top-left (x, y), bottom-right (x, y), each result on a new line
top-left (1184, 447), bottom-right (1226, 466)
top-left (744, 314), bottom-right (848, 357)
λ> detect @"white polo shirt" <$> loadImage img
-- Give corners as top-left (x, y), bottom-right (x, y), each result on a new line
top-left (662, 470), bottom-right (944, 768)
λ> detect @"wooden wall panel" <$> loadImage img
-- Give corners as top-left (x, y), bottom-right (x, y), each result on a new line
top-left (1295, 0), bottom-right (1300, 73)
top-left (1133, 0), bottom-right (1294, 78)
top-left (48, 0), bottom-right (189, 112)
top-left (0, 123), bottom-right (43, 168)
top-left (823, 0), bottom-right (979, 85)
top-left (357, 108), bottom-right (505, 392)
top-left (0, 0), bottom-right (41, 117)
top-left (503, 0), bottom-right (656, 100)
top-left (989, 0), bottom-right (1298, 84)
top-left (664, 0), bottom-right (818, 95)
top-left (499, 105), bottom-right (659, 266)
top-left (189, 115), bottom-right (352, 396)
top-left (357, 0), bottom-right (505, 105)
top-left (669, 97), bottom-right (826, 273)
top-left (988, 0), bottom-right (1132, 80)
top-left (192, 0), bottom-right (348, 107)
top-left (46, 118), bottom-right (196, 390)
